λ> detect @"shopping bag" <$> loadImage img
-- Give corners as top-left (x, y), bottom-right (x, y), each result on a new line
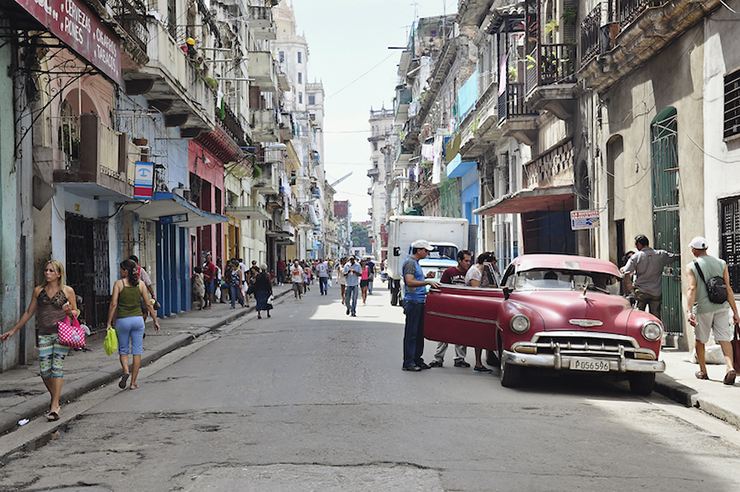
top-left (732, 324), bottom-right (740, 372)
top-left (57, 315), bottom-right (86, 349)
top-left (104, 327), bottom-right (118, 356)
top-left (327, 279), bottom-right (332, 288)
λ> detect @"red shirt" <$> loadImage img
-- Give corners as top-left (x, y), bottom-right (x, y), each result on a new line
top-left (203, 262), bottom-right (216, 281)
top-left (440, 266), bottom-right (467, 285)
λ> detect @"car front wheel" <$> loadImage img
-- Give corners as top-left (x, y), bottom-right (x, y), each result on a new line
top-left (629, 373), bottom-right (655, 396)
top-left (500, 359), bottom-right (524, 388)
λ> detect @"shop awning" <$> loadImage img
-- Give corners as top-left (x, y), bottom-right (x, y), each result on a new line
top-left (474, 185), bottom-right (575, 215)
top-left (224, 205), bottom-right (270, 221)
top-left (125, 192), bottom-right (228, 227)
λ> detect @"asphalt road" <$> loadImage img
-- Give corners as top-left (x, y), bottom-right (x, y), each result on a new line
top-left (2, 285), bottom-right (740, 491)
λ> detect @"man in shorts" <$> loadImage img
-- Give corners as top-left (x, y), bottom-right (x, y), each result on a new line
top-left (685, 236), bottom-right (740, 384)
top-left (291, 260), bottom-right (304, 300)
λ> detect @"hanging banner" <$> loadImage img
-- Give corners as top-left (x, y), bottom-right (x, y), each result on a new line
top-left (134, 161), bottom-right (154, 200)
top-left (570, 210), bottom-right (601, 230)
top-left (15, 0), bottom-right (122, 84)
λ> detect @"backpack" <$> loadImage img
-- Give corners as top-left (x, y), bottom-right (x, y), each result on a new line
top-left (693, 261), bottom-right (728, 304)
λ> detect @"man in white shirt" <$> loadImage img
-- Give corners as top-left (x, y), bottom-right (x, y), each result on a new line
top-left (343, 256), bottom-right (362, 316)
top-left (316, 259), bottom-right (330, 295)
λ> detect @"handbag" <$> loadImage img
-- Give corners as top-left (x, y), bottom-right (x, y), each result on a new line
top-left (732, 324), bottom-right (740, 372)
top-left (104, 327), bottom-right (118, 356)
top-left (693, 261), bottom-right (728, 304)
top-left (57, 315), bottom-right (86, 349)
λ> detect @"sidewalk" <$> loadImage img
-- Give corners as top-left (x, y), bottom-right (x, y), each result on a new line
top-left (654, 347), bottom-right (740, 428)
top-left (0, 284), bottom-right (293, 436)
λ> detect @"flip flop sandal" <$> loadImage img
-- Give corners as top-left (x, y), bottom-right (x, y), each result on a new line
top-left (695, 371), bottom-right (709, 380)
top-left (724, 370), bottom-right (737, 385)
top-left (119, 373), bottom-right (130, 389)
top-left (46, 412), bottom-right (59, 421)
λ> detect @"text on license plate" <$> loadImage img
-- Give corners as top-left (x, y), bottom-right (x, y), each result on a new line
top-left (570, 358), bottom-right (610, 372)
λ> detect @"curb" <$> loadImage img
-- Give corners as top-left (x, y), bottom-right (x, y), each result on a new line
top-left (0, 288), bottom-right (289, 436)
top-left (654, 374), bottom-right (697, 407)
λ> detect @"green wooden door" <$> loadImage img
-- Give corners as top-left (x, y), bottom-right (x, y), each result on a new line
top-left (650, 108), bottom-right (682, 333)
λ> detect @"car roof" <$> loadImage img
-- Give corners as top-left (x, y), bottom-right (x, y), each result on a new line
top-left (511, 254), bottom-right (621, 276)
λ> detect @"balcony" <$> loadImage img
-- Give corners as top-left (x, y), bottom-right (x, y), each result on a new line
top-left (579, 0), bottom-right (721, 93)
top-left (524, 44), bottom-right (577, 120)
top-left (498, 82), bottom-right (538, 145)
top-left (253, 162), bottom-right (280, 195)
top-left (123, 17), bottom-right (215, 137)
top-left (248, 51), bottom-right (278, 92)
top-left (459, 82), bottom-right (502, 160)
top-left (111, 0), bottom-right (149, 51)
top-left (279, 111), bottom-right (293, 140)
top-left (248, 6), bottom-right (277, 40)
top-left (367, 167), bottom-right (380, 179)
top-left (53, 114), bottom-right (136, 201)
top-left (395, 88), bottom-right (412, 120)
top-left (224, 205), bottom-right (270, 221)
top-left (250, 108), bottom-right (279, 142)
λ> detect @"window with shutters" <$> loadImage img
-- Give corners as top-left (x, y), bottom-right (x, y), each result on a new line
top-left (724, 68), bottom-right (740, 140)
top-left (720, 196), bottom-right (740, 293)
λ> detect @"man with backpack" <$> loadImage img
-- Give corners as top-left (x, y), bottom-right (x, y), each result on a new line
top-left (686, 236), bottom-right (740, 384)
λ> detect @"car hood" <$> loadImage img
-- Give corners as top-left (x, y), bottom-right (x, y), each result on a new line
top-left (510, 290), bottom-right (633, 334)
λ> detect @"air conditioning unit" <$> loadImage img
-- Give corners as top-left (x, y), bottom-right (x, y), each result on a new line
top-left (174, 187), bottom-right (191, 201)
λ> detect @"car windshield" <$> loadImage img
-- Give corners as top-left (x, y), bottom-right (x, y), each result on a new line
top-left (428, 246), bottom-right (457, 260)
top-left (514, 269), bottom-right (621, 295)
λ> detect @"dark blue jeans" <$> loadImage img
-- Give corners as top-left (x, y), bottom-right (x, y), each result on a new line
top-left (403, 301), bottom-right (426, 368)
top-left (229, 284), bottom-right (244, 308)
top-left (319, 276), bottom-right (328, 294)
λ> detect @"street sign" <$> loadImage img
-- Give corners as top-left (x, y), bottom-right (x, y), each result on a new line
top-left (570, 210), bottom-right (600, 230)
top-left (134, 162), bottom-right (154, 199)
top-left (160, 214), bottom-right (188, 224)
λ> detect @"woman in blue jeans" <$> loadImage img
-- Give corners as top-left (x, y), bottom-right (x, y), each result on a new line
top-left (106, 259), bottom-right (160, 389)
top-left (228, 259), bottom-right (245, 309)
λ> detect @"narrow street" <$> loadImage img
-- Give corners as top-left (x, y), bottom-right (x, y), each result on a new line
top-left (2, 285), bottom-right (740, 492)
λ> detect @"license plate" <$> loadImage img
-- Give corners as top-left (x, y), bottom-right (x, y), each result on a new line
top-left (570, 358), bottom-right (610, 372)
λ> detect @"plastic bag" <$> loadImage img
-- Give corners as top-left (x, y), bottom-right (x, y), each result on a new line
top-left (104, 328), bottom-right (118, 356)
top-left (327, 279), bottom-right (332, 288)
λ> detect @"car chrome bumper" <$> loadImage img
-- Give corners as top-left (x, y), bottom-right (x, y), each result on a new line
top-left (502, 350), bottom-right (666, 373)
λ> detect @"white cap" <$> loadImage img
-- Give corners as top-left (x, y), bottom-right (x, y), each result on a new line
top-left (411, 239), bottom-right (435, 251)
top-left (688, 236), bottom-right (708, 250)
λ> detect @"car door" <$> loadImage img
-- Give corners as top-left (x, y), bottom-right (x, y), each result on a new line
top-left (424, 285), bottom-right (502, 351)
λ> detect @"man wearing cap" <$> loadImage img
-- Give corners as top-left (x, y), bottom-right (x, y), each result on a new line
top-left (620, 234), bottom-right (679, 319)
top-left (402, 240), bottom-right (441, 371)
top-left (686, 236), bottom-right (740, 384)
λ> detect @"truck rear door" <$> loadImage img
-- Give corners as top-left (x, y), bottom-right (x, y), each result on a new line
top-left (424, 285), bottom-right (501, 351)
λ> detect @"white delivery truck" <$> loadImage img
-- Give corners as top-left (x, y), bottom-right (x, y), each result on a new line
top-left (386, 215), bottom-right (469, 306)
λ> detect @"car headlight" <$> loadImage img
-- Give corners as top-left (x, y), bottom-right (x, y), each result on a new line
top-left (641, 321), bottom-right (663, 342)
top-left (510, 314), bottom-right (530, 334)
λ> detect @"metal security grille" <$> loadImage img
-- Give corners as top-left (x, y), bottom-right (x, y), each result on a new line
top-left (65, 214), bottom-right (111, 332)
top-left (650, 108), bottom-right (682, 333)
top-left (721, 197), bottom-right (740, 292)
top-left (724, 68), bottom-right (740, 140)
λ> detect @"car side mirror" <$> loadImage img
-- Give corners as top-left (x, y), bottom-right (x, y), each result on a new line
top-left (503, 287), bottom-right (512, 300)
top-left (393, 247), bottom-right (400, 256)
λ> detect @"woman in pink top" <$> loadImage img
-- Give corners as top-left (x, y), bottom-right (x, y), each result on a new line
top-left (360, 259), bottom-right (370, 304)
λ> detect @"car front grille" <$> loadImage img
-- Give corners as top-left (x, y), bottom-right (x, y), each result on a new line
top-left (511, 331), bottom-right (656, 361)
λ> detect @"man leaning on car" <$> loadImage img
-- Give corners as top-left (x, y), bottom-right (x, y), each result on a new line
top-left (401, 239), bottom-right (440, 372)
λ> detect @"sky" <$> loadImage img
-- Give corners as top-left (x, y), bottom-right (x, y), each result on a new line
top-left (290, 0), bottom-right (458, 222)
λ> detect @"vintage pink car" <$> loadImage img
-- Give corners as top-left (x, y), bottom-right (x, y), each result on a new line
top-left (424, 254), bottom-right (666, 395)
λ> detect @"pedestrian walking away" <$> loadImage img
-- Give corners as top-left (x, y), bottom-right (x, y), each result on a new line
top-left (621, 234), bottom-right (679, 319)
top-left (1, 260), bottom-right (79, 421)
top-left (685, 236), bottom-right (740, 384)
top-left (337, 257), bottom-right (347, 304)
top-left (402, 240), bottom-right (440, 371)
top-left (249, 264), bottom-right (274, 319)
top-left (291, 260), bottom-right (304, 300)
top-left (366, 257), bottom-right (376, 294)
top-left (430, 249), bottom-right (473, 368)
top-left (343, 256), bottom-right (362, 316)
top-left (106, 259), bottom-right (161, 390)
top-left (129, 255), bottom-right (158, 321)
top-left (192, 266), bottom-right (205, 309)
top-left (316, 258), bottom-right (330, 295)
